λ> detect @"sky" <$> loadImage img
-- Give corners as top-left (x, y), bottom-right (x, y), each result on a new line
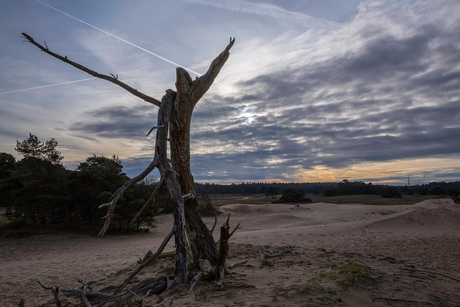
top-left (0, 0), bottom-right (459, 185)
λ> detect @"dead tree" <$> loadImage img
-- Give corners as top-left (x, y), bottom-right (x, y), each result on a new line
top-left (22, 32), bottom-right (235, 283)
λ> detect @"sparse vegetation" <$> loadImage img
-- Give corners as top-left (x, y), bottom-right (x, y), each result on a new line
top-left (274, 188), bottom-right (312, 203)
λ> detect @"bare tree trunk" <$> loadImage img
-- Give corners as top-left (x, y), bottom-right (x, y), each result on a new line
top-left (155, 90), bottom-right (187, 283)
top-left (169, 91), bottom-right (218, 265)
top-left (170, 37), bottom-right (234, 266)
top-left (22, 32), bottom-right (235, 281)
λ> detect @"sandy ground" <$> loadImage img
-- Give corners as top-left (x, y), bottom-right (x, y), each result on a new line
top-left (1, 198), bottom-right (459, 306)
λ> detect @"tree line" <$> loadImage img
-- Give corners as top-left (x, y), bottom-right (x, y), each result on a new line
top-left (0, 134), bottom-right (160, 233)
top-left (197, 179), bottom-right (460, 200)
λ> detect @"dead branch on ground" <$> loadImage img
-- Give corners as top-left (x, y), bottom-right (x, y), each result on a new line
top-left (37, 281), bottom-right (62, 307)
top-left (260, 245), bottom-right (295, 264)
top-left (228, 260), bottom-right (248, 269)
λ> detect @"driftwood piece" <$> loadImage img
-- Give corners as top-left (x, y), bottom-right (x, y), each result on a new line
top-left (61, 287), bottom-right (121, 306)
top-left (228, 260), bottom-right (248, 269)
top-left (215, 215), bottom-right (231, 274)
top-left (37, 281), bottom-right (62, 307)
top-left (189, 272), bottom-right (205, 292)
top-left (128, 276), bottom-right (168, 296)
top-left (77, 278), bottom-right (93, 307)
top-left (216, 267), bottom-right (225, 289)
top-left (79, 288), bottom-right (92, 307)
top-left (260, 245), bottom-right (295, 263)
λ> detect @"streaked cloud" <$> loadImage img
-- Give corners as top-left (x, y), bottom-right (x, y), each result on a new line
top-left (184, 0), bottom-right (341, 29)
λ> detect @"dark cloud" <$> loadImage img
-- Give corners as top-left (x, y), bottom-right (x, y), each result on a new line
top-left (343, 34), bottom-right (430, 79)
top-left (70, 104), bottom-right (157, 139)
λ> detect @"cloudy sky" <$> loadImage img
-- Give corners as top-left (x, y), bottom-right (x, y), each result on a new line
top-left (1, 0), bottom-right (459, 185)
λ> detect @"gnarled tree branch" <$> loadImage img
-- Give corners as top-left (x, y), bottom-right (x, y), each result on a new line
top-left (98, 156), bottom-right (160, 236)
top-left (21, 32), bottom-right (161, 107)
top-left (131, 176), bottom-right (165, 225)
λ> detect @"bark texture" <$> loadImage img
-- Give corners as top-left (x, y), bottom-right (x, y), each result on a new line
top-left (170, 38), bottom-right (235, 265)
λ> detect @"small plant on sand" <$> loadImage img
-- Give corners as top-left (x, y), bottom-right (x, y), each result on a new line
top-left (336, 263), bottom-right (375, 288)
top-left (311, 262), bottom-right (377, 289)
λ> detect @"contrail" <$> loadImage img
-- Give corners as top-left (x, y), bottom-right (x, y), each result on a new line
top-left (0, 77), bottom-right (96, 95)
top-left (36, 0), bottom-right (203, 77)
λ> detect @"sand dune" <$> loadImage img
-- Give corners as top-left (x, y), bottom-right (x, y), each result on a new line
top-left (367, 200), bottom-right (460, 232)
top-left (1, 198), bottom-right (459, 306)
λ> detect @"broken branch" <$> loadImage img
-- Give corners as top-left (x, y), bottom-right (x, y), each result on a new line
top-left (21, 32), bottom-right (161, 107)
top-left (189, 272), bottom-right (204, 292)
top-left (131, 177), bottom-right (165, 224)
top-left (229, 221), bottom-right (241, 238)
top-left (37, 281), bottom-right (62, 307)
top-left (260, 245), bottom-right (295, 263)
top-left (146, 124), bottom-right (165, 137)
top-left (228, 260), bottom-right (247, 269)
top-left (210, 213), bottom-right (218, 234)
top-left (182, 193), bottom-right (193, 199)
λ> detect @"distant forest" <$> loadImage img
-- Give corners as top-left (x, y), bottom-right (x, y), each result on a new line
top-left (197, 179), bottom-right (460, 198)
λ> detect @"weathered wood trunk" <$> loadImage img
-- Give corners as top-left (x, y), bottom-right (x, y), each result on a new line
top-left (22, 31), bottom-right (235, 281)
top-left (169, 90), bottom-right (218, 265)
top-left (169, 39), bottom-right (235, 267)
top-left (156, 90), bottom-right (187, 283)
